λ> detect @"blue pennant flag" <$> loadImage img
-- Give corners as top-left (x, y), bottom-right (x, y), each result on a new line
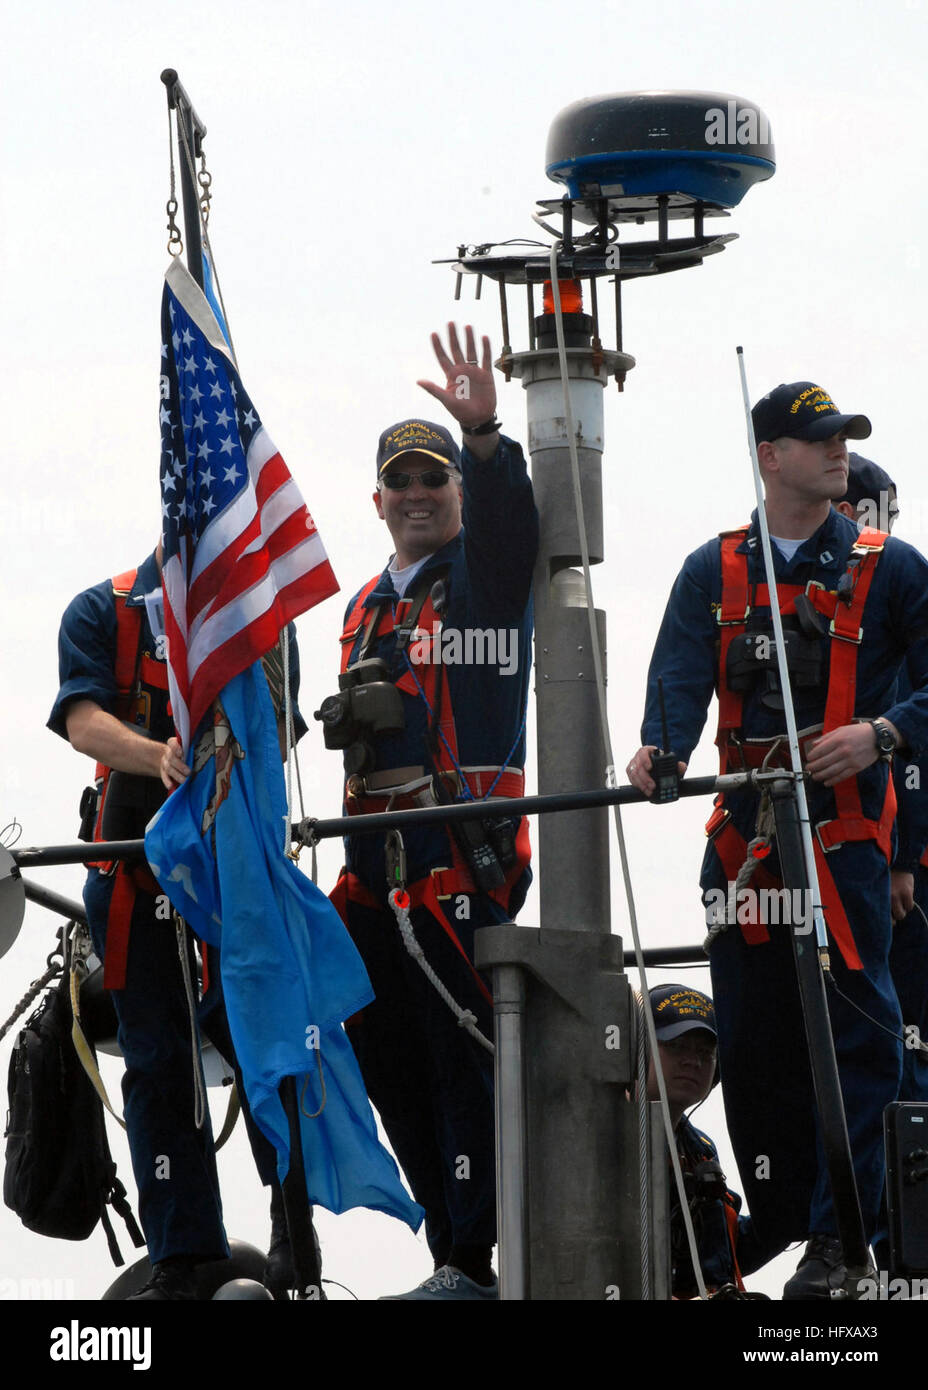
top-left (146, 662), bottom-right (423, 1229)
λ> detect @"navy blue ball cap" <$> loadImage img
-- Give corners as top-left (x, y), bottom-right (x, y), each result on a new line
top-left (844, 453), bottom-right (896, 509)
top-left (752, 381), bottom-right (871, 444)
top-left (649, 985), bottom-right (717, 1042)
top-left (376, 419), bottom-right (462, 476)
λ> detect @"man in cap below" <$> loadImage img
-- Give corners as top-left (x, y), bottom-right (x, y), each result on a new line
top-left (647, 985), bottom-right (779, 1297)
top-left (626, 382), bottom-right (928, 1297)
top-left (833, 455), bottom-right (928, 1114)
top-left (326, 324), bottom-right (538, 1300)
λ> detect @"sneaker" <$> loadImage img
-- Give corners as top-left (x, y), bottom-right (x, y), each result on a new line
top-left (380, 1265), bottom-right (499, 1301)
top-left (127, 1258), bottom-right (198, 1301)
top-left (782, 1235), bottom-right (847, 1300)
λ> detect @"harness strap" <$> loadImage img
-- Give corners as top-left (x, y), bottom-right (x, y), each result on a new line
top-left (112, 570), bottom-right (140, 690)
top-left (339, 577), bottom-right (383, 674)
top-left (102, 862), bottom-right (160, 990)
top-left (346, 767), bottom-right (525, 814)
top-left (708, 811), bottom-right (868, 970)
top-left (69, 965), bottom-right (127, 1127)
top-left (821, 533), bottom-right (885, 833)
top-left (723, 1195), bottom-right (745, 1291)
top-left (91, 575), bottom-right (171, 846)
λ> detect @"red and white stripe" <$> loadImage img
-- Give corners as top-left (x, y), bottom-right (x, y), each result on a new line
top-left (163, 427), bottom-right (337, 751)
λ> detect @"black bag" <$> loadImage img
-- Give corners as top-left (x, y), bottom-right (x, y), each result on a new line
top-left (3, 972), bottom-right (143, 1264)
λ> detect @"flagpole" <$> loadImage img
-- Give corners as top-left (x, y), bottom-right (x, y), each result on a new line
top-left (280, 1076), bottom-right (324, 1299)
top-left (153, 94), bottom-right (331, 1292)
top-left (160, 69), bottom-right (206, 290)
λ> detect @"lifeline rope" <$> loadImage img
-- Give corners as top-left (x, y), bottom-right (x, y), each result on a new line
top-left (547, 245), bottom-right (707, 1300)
top-left (704, 807), bottom-right (775, 953)
top-left (0, 960), bottom-right (61, 1041)
top-left (388, 888), bottom-right (495, 1055)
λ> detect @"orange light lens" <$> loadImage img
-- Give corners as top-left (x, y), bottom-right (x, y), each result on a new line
top-left (542, 279), bottom-right (583, 315)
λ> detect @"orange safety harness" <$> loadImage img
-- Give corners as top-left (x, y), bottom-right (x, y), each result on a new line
top-left (672, 1127), bottom-right (745, 1297)
top-left (706, 526), bottom-right (894, 970)
top-left (330, 574), bottom-right (531, 1004)
top-left (89, 570), bottom-right (173, 990)
top-left (722, 1195), bottom-right (745, 1291)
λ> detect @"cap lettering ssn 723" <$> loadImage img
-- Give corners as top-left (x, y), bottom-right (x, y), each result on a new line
top-left (751, 381), bottom-right (871, 444)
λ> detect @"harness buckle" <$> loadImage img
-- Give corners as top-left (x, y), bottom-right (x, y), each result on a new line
top-left (432, 769), bottom-right (462, 800)
top-left (814, 819), bottom-right (841, 855)
top-left (828, 618), bottom-right (864, 644)
top-left (716, 604), bottom-right (751, 627)
top-left (430, 866), bottom-right (454, 901)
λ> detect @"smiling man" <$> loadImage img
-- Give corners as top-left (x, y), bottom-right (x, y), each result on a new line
top-left (326, 325), bottom-right (538, 1299)
top-left (626, 381), bottom-right (928, 1298)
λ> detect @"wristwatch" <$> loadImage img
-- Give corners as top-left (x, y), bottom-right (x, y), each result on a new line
top-left (869, 719), bottom-right (897, 758)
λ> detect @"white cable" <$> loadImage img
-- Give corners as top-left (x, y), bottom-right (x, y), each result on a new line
top-left (735, 348), bottom-right (829, 951)
top-left (547, 244), bottom-right (708, 1300)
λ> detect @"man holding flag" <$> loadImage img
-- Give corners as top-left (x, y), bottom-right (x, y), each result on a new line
top-left (50, 545), bottom-right (309, 1297)
top-left (51, 258), bottom-right (421, 1299)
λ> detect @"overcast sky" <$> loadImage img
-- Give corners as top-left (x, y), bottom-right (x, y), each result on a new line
top-left (1, 0), bottom-right (925, 1304)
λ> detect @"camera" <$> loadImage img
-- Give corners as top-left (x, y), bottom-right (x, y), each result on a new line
top-left (314, 658), bottom-right (405, 775)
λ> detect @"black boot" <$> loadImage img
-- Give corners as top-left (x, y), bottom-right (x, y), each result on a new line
top-left (264, 1183), bottom-right (324, 1300)
top-left (127, 1256), bottom-right (198, 1301)
top-left (264, 1183), bottom-right (294, 1301)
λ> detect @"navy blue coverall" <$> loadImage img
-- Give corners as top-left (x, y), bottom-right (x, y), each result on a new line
top-left (670, 1116), bottom-right (775, 1296)
top-left (891, 660), bottom-right (928, 1105)
top-left (335, 436), bottom-right (537, 1264)
top-left (642, 508), bottom-right (928, 1256)
top-left (48, 552), bottom-right (306, 1265)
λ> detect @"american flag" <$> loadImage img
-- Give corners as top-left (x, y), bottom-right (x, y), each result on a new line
top-left (159, 258), bottom-right (338, 750)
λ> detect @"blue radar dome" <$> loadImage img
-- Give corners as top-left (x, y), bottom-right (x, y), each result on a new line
top-left (546, 91), bottom-right (775, 208)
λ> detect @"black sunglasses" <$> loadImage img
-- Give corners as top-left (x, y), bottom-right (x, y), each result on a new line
top-left (380, 469), bottom-right (454, 491)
